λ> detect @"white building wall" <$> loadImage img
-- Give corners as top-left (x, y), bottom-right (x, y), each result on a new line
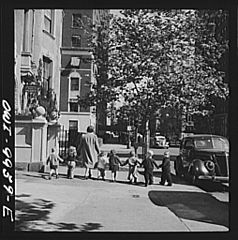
top-left (59, 112), bottom-right (96, 132)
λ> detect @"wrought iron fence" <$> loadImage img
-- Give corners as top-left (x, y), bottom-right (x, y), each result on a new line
top-left (58, 126), bottom-right (82, 159)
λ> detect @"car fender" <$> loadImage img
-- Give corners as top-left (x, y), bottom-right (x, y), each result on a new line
top-left (190, 159), bottom-right (210, 176)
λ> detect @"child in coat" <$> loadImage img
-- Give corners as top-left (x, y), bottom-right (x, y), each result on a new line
top-left (158, 151), bottom-right (172, 186)
top-left (108, 149), bottom-right (122, 182)
top-left (121, 150), bottom-right (140, 184)
top-left (141, 150), bottom-right (159, 187)
top-left (97, 151), bottom-right (108, 180)
top-left (46, 148), bottom-right (64, 180)
top-left (66, 146), bottom-right (77, 179)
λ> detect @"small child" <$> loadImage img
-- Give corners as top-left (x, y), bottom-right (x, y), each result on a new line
top-left (121, 150), bottom-right (140, 184)
top-left (46, 148), bottom-right (64, 180)
top-left (108, 149), bottom-right (122, 182)
top-left (97, 151), bottom-right (108, 180)
top-left (158, 151), bottom-right (172, 186)
top-left (141, 150), bottom-right (159, 187)
top-left (66, 146), bottom-right (77, 179)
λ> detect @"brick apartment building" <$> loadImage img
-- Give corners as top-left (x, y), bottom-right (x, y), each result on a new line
top-left (59, 9), bottom-right (109, 133)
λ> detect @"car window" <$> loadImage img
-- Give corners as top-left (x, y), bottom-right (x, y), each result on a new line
top-left (158, 137), bottom-right (165, 140)
top-left (184, 139), bottom-right (194, 148)
top-left (212, 137), bottom-right (229, 151)
top-left (194, 138), bottom-right (213, 149)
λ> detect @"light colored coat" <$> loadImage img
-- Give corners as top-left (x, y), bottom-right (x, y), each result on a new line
top-left (78, 132), bottom-right (100, 168)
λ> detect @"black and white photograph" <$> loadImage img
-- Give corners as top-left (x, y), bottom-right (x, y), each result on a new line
top-left (1, 1), bottom-right (237, 235)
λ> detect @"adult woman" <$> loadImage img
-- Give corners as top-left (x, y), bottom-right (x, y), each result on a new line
top-left (77, 125), bottom-right (100, 179)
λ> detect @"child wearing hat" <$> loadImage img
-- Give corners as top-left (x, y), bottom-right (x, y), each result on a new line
top-left (66, 146), bottom-right (77, 179)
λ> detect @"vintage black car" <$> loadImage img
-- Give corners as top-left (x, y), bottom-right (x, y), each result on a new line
top-left (174, 134), bottom-right (229, 184)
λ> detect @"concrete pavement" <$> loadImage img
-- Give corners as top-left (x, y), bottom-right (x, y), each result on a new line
top-left (15, 165), bottom-right (229, 232)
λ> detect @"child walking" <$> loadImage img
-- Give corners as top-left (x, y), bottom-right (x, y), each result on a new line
top-left (141, 150), bottom-right (159, 187)
top-left (158, 151), bottom-right (172, 186)
top-left (121, 150), bottom-right (140, 184)
top-left (66, 146), bottom-right (77, 179)
top-left (97, 151), bottom-right (108, 180)
top-left (108, 149), bottom-right (122, 182)
top-left (46, 148), bottom-right (64, 180)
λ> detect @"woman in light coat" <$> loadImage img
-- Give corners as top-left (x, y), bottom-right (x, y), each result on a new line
top-left (77, 125), bottom-right (100, 179)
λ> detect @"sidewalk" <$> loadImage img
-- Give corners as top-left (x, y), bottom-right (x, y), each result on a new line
top-left (15, 166), bottom-right (229, 232)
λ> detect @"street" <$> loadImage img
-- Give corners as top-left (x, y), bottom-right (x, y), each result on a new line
top-left (100, 144), bottom-right (180, 161)
top-left (15, 162), bottom-right (229, 232)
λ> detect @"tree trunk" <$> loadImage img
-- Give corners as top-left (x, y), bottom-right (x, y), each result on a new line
top-left (134, 126), bottom-right (139, 155)
top-left (142, 120), bottom-right (150, 159)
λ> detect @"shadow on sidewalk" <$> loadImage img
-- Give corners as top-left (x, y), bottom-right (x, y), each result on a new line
top-left (80, 222), bottom-right (103, 232)
top-left (15, 194), bottom-right (104, 231)
top-left (148, 190), bottom-right (229, 228)
top-left (15, 194), bottom-right (87, 231)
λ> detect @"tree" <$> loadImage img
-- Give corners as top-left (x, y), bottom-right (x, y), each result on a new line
top-left (109, 9), bottom-right (228, 149)
top-left (76, 12), bottom-right (118, 133)
top-left (78, 9), bottom-right (229, 153)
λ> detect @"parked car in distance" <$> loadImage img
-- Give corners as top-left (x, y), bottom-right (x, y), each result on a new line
top-left (174, 134), bottom-right (229, 184)
top-left (151, 134), bottom-right (169, 149)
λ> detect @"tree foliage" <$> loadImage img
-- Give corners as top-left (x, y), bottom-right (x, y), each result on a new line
top-left (78, 9), bottom-right (229, 132)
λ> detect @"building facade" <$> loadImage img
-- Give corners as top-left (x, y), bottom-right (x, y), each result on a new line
top-left (14, 9), bottom-right (64, 171)
top-left (59, 9), bottom-right (109, 133)
top-left (15, 9), bottom-right (64, 118)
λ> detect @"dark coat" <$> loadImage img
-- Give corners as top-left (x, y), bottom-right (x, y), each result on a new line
top-left (142, 157), bottom-right (158, 172)
top-left (109, 155), bottom-right (121, 172)
top-left (159, 157), bottom-right (171, 173)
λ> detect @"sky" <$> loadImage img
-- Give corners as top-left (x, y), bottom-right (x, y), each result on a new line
top-left (110, 9), bottom-right (123, 17)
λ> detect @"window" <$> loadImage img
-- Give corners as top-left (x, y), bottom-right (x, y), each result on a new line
top-left (71, 35), bottom-right (81, 48)
top-left (69, 102), bottom-right (78, 112)
top-left (194, 137), bottom-right (213, 149)
top-left (184, 140), bottom-right (194, 149)
top-left (72, 14), bottom-right (83, 28)
top-left (42, 56), bottom-right (53, 97)
top-left (23, 9), bottom-right (29, 52)
top-left (70, 78), bottom-right (79, 91)
top-left (44, 9), bottom-right (54, 34)
top-left (69, 120), bottom-right (78, 130)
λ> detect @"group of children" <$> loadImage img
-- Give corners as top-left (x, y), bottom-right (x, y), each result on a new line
top-left (46, 146), bottom-right (77, 180)
top-left (46, 146), bottom-right (173, 187)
